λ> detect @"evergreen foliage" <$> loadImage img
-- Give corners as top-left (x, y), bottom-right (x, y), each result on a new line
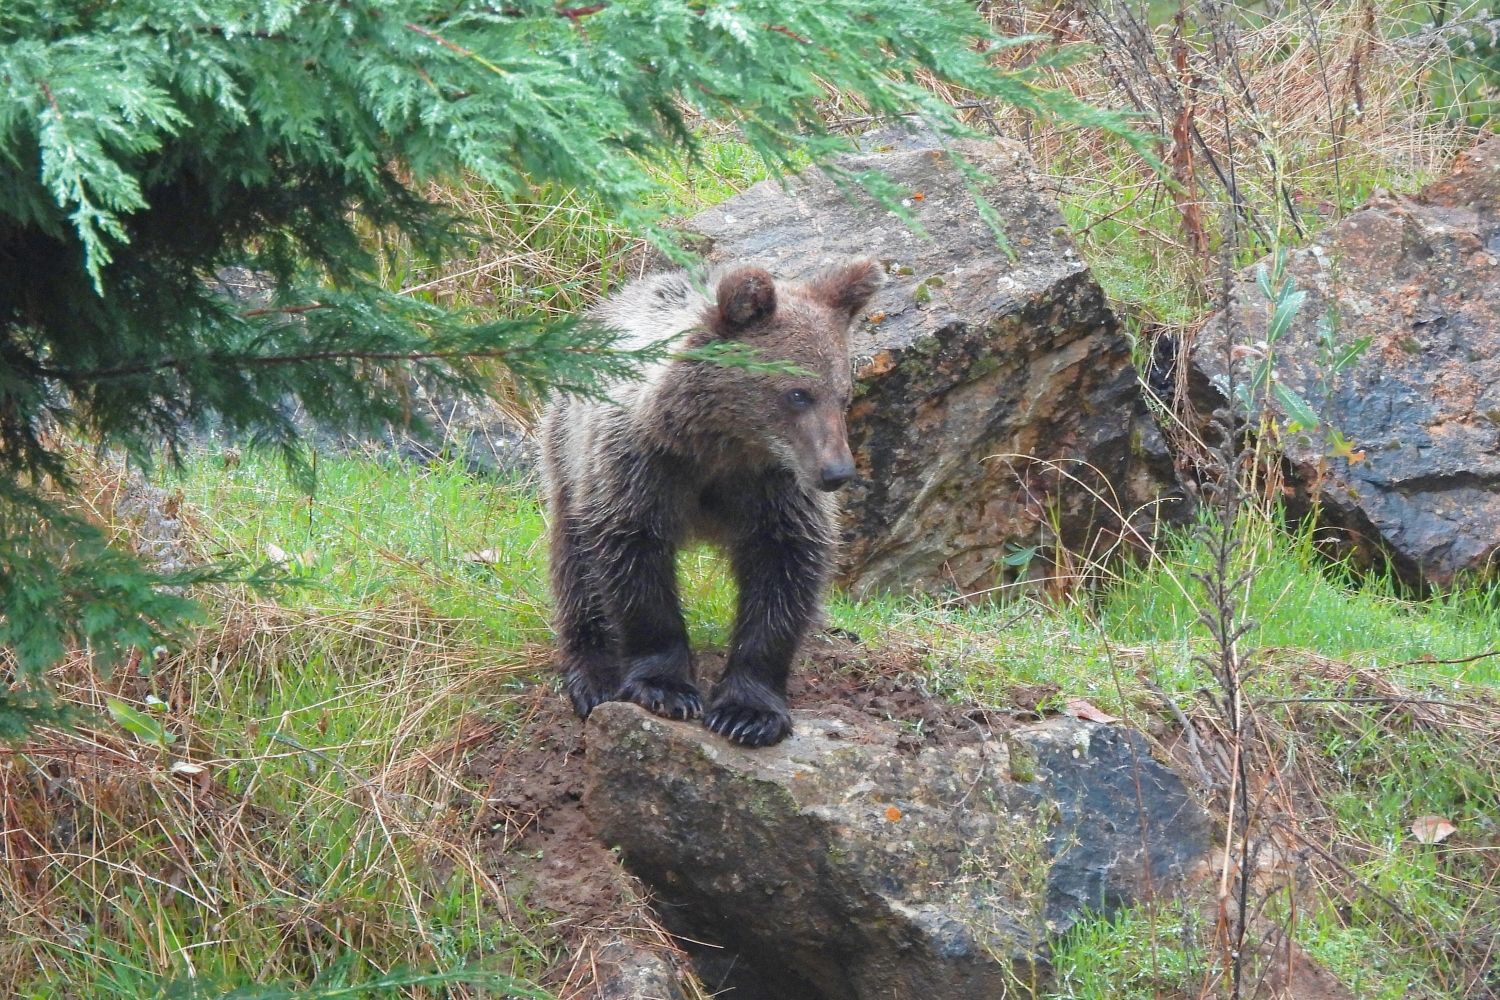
top-left (0, 0), bottom-right (1142, 737)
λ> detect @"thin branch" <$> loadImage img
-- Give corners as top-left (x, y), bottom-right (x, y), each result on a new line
top-left (42, 347), bottom-right (533, 384)
top-left (237, 303), bottom-right (329, 320)
top-left (1257, 695), bottom-right (1489, 711)
top-left (1393, 649), bottom-right (1500, 668)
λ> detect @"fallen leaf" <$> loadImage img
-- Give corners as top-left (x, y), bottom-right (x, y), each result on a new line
top-left (1064, 698), bottom-right (1120, 724)
top-left (1410, 815), bottom-right (1457, 845)
top-left (1331, 436), bottom-right (1367, 464)
top-left (884, 805), bottom-right (903, 823)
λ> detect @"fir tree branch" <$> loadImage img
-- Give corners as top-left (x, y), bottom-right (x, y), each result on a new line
top-left (43, 346), bottom-right (575, 383)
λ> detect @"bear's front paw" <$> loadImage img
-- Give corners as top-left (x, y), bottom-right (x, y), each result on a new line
top-left (564, 665), bottom-right (619, 720)
top-left (705, 701), bottom-right (793, 747)
top-left (619, 676), bottom-right (703, 721)
top-left (560, 649), bottom-right (621, 719)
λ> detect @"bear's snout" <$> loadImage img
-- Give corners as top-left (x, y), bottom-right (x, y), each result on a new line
top-left (817, 460), bottom-right (855, 492)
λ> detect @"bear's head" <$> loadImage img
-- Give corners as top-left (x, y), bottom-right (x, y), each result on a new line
top-left (702, 260), bottom-right (883, 493)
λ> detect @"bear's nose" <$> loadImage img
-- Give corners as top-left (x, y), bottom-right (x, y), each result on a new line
top-left (818, 462), bottom-right (855, 492)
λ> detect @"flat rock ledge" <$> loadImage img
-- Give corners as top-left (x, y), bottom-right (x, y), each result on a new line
top-left (583, 701), bottom-right (1211, 999)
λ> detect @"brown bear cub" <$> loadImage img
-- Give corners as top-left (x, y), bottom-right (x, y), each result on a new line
top-left (541, 260), bottom-right (882, 747)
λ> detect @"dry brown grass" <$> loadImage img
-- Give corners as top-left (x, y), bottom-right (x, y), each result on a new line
top-left (0, 593), bottom-right (545, 996)
top-left (864, 0), bottom-right (1482, 324)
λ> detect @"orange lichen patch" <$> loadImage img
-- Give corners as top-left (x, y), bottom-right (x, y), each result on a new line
top-left (884, 805), bottom-right (903, 823)
top-left (858, 350), bottom-right (897, 379)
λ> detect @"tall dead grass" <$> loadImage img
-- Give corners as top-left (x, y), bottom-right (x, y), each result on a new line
top-left (881, 0), bottom-right (1480, 322)
top-left (1, 593), bottom-right (542, 996)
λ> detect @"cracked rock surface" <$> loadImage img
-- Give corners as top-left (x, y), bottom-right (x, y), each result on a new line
top-left (1190, 135), bottom-right (1500, 587)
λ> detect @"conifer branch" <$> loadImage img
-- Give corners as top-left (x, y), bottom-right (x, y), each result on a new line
top-left (45, 347), bottom-right (542, 383)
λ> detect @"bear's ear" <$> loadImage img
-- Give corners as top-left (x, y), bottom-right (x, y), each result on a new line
top-left (711, 267), bottom-right (778, 338)
top-left (807, 259), bottom-right (885, 319)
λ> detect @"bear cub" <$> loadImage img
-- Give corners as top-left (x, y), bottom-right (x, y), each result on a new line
top-left (541, 260), bottom-right (882, 747)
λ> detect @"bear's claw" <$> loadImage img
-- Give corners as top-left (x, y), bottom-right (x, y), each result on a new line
top-left (565, 669), bottom-right (618, 719)
top-left (705, 704), bottom-right (792, 747)
top-left (619, 677), bottom-right (703, 721)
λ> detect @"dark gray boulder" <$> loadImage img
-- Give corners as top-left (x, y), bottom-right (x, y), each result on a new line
top-left (1188, 135), bottom-right (1500, 588)
top-left (670, 132), bottom-right (1180, 597)
top-left (583, 702), bottom-right (1210, 999)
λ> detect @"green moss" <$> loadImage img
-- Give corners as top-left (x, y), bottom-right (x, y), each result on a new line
top-left (1006, 740), bottom-right (1038, 783)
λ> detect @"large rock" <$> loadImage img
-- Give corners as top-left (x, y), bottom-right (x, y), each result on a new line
top-left (672, 132), bottom-right (1179, 597)
top-left (583, 702), bottom-right (1210, 1000)
top-left (1188, 136), bottom-right (1500, 587)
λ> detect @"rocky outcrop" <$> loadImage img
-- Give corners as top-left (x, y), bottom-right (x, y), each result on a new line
top-left (583, 701), bottom-right (1210, 1000)
top-left (1188, 136), bottom-right (1500, 588)
top-left (669, 130), bottom-right (1180, 597)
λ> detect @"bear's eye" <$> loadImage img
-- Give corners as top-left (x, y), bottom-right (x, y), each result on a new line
top-left (785, 389), bottom-right (814, 411)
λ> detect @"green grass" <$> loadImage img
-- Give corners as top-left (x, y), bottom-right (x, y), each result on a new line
top-left (207, 453), bottom-right (1498, 993)
top-left (1101, 518), bottom-right (1500, 680)
top-left (16, 437), bottom-right (1494, 997)
top-left (639, 138), bottom-right (781, 216)
top-left (1045, 906), bottom-right (1205, 999)
top-left (820, 514), bottom-right (1499, 719)
top-left (186, 448), bottom-right (551, 637)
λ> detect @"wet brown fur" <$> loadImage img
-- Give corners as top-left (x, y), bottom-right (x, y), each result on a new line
top-left (540, 261), bottom-right (883, 746)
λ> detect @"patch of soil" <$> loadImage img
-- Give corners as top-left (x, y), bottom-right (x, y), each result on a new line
top-left (469, 692), bottom-right (678, 999)
top-left (791, 631), bottom-right (1019, 747)
top-left (472, 630), bottom-right (1019, 997)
